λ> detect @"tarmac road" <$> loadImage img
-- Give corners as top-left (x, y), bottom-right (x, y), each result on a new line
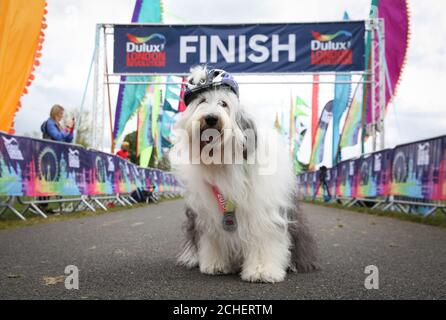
top-left (0, 200), bottom-right (445, 299)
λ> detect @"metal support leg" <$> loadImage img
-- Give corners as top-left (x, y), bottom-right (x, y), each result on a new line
top-left (0, 199), bottom-right (8, 216)
top-left (0, 197), bottom-right (27, 221)
top-left (120, 195), bottom-right (133, 206)
top-left (382, 201), bottom-right (394, 211)
top-left (71, 200), bottom-right (82, 213)
top-left (81, 195), bottom-right (96, 212)
top-left (29, 202), bottom-right (48, 218)
top-left (21, 203), bottom-right (34, 216)
top-left (58, 198), bottom-right (63, 214)
top-left (115, 195), bottom-right (127, 206)
top-left (91, 197), bottom-right (108, 211)
top-left (347, 199), bottom-right (358, 208)
top-left (128, 195), bottom-right (138, 204)
top-left (395, 203), bottom-right (408, 213)
top-left (372, 201), bottom-right (384, 210)
top-left (424, 207), bottom-right (438, 217)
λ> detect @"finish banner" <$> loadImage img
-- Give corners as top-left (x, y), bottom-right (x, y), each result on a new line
top-left (113, 22), bottom-right (366, 74)
top-left (0, 132), bottom-right (180, 197)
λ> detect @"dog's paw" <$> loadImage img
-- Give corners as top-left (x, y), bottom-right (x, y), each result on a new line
top-left (241, 265), bottom-right (286, 283)
top-left (177, 250), bottom-right (199, 269)
top-left (291, 261), bottom-right (321, 273)
top-left (177, 257), bottom-right (199, 269)
top-left (199, 262), bottom-right (234, 275)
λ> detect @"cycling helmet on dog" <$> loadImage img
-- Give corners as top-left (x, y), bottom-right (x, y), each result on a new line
top-left (184, 68), bottom-right (239, 106)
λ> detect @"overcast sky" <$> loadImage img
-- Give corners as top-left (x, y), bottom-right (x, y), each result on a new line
top-left (14, 0), bottom-right (446, 166)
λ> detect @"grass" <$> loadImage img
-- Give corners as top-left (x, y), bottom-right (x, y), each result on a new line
top-left (302, 199), bottom-right (446, 228)
top-left (0, 196), bottom-right (182, 231)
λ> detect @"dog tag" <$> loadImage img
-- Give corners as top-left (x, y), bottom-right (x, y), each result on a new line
top-left (222, 212), bottom-right (237, 232)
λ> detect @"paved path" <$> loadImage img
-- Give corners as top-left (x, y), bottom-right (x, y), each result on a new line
top-left (0, 200), bottom-right (445, 299)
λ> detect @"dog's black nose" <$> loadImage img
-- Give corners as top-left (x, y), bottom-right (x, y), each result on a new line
top-left (205, 114), bottom-right (219, 127)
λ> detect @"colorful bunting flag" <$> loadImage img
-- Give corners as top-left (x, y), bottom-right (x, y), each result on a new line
top-left (113, 0), bottom-right (163, 145)
top-left (311, 74), bottom-right (320, 151)
top-left (340, 82), bottom-right (364, 149)
top-left (332, 12), bottom-right (352, 165)
top-left (289, 95), bottom-right (310, 173)
top-left (309, 100), bottom-right (334, 170)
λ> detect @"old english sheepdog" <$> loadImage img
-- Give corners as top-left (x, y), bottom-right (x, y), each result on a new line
top-left (169, 66), bottom-right (319, 283)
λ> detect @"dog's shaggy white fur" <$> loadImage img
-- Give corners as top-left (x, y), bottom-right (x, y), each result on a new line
top-left (170, 66), bottom-right (318, 283)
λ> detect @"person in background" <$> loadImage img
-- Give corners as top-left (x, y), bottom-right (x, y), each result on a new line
top-left (318, 165), bottom-right (331, 202)
top-left (38, 104), bottom-right (74, 214)
top-left (148, 184), bottom-right (158, 203)
top-left (40, 104), bottom-right (74, 142)
top-left (116, 141), bottom-right (130, 159)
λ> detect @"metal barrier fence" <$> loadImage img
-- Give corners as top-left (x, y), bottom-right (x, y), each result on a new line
top-left (298, 135), bottom-right (446, 216)
top-left (0, 131), bottom-right (182, 220)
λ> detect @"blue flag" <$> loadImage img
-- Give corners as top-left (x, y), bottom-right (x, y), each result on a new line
top-left (332, 11), bottom-right (352, 165)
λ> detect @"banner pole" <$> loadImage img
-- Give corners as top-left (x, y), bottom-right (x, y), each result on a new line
top-left (91, 24), bottom-right (101, 149)
top-left (103, 27), bottom-right (115, 154)
top-left (371, 20), bottom-right (376, 153)
top-left (289, 90), bottom-right (294, 155)
top-left (378, 18), bottom-right (386, 150)
top-left (136, 108), bottom-right (140, 160)
top-left (311, 74), bottom-right (319, 153)
top-left (74, 25), bottom-right (99, 144)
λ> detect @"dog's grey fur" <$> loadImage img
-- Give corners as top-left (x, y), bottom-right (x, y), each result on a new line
top-left (179, 201), bottom-right (319, 273)
top-left (177, 207), bottom-right (199, 268)
top-left (235, 109), bottom-right (258, 159)
top-left (287, 196), bottom-right (320, 272)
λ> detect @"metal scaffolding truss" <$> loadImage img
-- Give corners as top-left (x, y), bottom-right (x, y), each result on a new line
top-left (91, 19), bottom-right (386, 153)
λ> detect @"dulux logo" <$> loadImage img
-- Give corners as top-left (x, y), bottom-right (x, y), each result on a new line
top-left (126, 33), bottom-right (166, 53)
top-left (311, 31), bottom-right (352, 51)
top-left (2, 137), bottom-right (24, 161)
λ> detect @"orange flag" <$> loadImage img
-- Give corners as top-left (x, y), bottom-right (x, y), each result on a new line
top-left (0, 0), bottom-right (47, 133)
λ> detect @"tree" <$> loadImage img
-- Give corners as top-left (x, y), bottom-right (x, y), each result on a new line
top-left (122, 131), bottom-right (138, 164)
top-left (66, 108), bottom-right (91, 148)
top-left (23, 107), bottom-right (91, 148)
top-left (294, 160), bottom-right (310, 174)
top-left (122, 130), bottom-right (171, 170)
top-left (157, 152), bottom-right (171, 171)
